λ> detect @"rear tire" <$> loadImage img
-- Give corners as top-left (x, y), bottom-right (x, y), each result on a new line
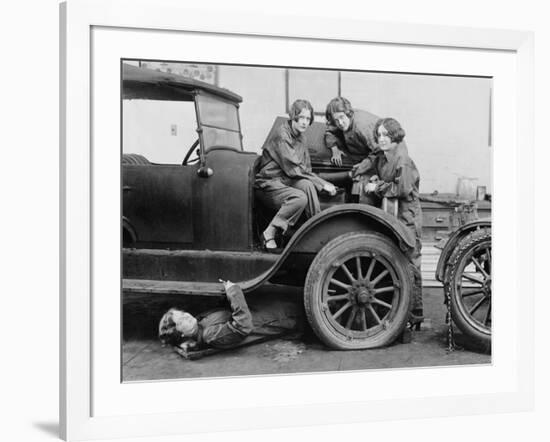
top-left (304, 232), bottom-right (413, 350)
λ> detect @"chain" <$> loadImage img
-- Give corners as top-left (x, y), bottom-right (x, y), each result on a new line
top-left (444, 282), bottom-right (455, 352)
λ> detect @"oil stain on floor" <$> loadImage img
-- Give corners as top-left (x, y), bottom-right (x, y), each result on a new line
top-left (262, 340), bottom-right (306, 364)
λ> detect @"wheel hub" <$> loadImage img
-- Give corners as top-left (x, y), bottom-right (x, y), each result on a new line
top-left (357, 290), bottom-right (370, 304)
top-left (350, 281), bottom-right (374, 306)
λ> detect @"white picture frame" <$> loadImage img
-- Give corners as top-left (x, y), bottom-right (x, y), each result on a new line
top-left (60, 0), bottom-right (534, 440)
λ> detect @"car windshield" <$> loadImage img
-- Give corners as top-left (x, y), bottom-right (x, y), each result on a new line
top-left (196, 93), bottom-right (242, 151)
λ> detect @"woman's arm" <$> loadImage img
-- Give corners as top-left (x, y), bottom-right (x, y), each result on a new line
top-left (324, 125), bottom-right (346, 166)
top-left (224, 283), bottom-right (253, 336)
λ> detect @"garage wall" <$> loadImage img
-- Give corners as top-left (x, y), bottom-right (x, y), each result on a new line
top-left (340, 71), bottom-right (492, 194)
top-left (216, 65), bottom-right (287, 152)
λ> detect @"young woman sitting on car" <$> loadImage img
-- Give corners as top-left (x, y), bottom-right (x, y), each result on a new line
top-left (255, 99), bottom-right (337, 252)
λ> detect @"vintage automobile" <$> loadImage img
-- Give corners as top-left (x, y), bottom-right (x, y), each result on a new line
top-left (122, 63), bottom-right (418, 350)
top-left (435, 220), bottom-right (492, 349)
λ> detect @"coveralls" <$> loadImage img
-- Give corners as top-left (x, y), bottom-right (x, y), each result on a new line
top-left (255, 121), bottom-right (328, 233)
top-left (194, 285), bottom-right (301, 350)
top-left (324, 109), bottom-right (380, 167)
top-left (371, 143), bottom-right (423, 313)
top-left (195, 284), bottom-right (254, 349)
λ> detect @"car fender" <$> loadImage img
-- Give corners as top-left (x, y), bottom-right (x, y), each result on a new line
top-left (435, 219), bottom-right (492, 283)
top-left (288, 204), bottom-right (416, 254)
top-left (242, 204), bottom-right (416, 293)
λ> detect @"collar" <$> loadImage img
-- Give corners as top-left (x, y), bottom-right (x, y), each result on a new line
top-left (383, 143), bottom-right (401, 160)
top-left (346, 115), bottom-right (356, 134)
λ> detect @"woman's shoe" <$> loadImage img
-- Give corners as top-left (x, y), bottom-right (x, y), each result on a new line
top-left (261, 232), bottom-right (280, 253)
top-left (408, 310), bottom-right (424, 331)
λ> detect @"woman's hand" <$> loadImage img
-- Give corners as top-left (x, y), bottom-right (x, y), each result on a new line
top-left (323, 182), bottom-right (338, 196)
top-left (351, 158), bottom-right (372, 178)
top-left (364, 176), bottom-right (380, 193)
top-left (364, 182), bottom-right (377, 193)
top-left (330, 147), bottom-right (346, 167)
top-left (219, 279), bottom-right (235, 290)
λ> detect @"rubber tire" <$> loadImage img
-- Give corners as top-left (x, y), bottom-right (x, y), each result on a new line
top-left (304, 232), bottom-right (413, 350)
top-left (447, 228), bottom-right (492, 349)
top-left (122, 153), bottom-right (150, 165)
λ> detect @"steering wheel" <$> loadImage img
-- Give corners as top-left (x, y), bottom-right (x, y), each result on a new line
top-left (182, 139), bottom-right (200, 165)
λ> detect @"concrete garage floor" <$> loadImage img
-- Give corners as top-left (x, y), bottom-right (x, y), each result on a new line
top-left (122, 286), bottom-right (491, 382)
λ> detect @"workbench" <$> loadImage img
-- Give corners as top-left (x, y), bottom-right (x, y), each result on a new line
top-left (420, 193), bottom-right (491, 241)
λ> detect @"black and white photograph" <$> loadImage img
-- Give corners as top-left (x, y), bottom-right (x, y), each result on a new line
top-left (121, 59), bottom-right (493, 381)
top-left (5, 0), bottom-right (545, 440)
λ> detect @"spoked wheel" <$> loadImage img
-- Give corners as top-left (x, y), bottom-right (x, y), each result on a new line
top-left (304, 232), bottom-right (413, 350)
top-left (447, 228), bottom-right (492, 348)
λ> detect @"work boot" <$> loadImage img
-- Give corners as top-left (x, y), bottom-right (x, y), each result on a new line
top-left (408, 308), bottom-right (424, 331)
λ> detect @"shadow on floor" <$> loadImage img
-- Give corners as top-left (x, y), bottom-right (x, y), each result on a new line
top-left (33, 421), bottom-right (59, 438)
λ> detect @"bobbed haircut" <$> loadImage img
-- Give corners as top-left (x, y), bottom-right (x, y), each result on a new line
top-left (325, 96), bottom-right (354, 124)
top-left (289, 99), bottom-right (314, 126)
top-left (158, 308), bottom-right (184, 346)
top-left (373, 117), bottom-right (406, 144)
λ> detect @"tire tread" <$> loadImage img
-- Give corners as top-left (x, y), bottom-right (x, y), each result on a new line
top-left (304, 231), bottom-right (413, 350)
top-left (446, 227), bottom-right (492, 348)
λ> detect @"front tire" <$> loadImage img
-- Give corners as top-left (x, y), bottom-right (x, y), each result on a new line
top-left (304, 232), bottom-right (413, 350)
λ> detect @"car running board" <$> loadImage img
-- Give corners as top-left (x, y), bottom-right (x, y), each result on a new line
top-left (123, 272), bottom-right (271, 297)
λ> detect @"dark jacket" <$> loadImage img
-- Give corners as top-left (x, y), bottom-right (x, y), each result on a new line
top-left (324, 109), bottom-right (380, 164)
top-left (197, 285), bottom-right (253, 349)
top-left (372, 142), bottom-right (422, 240)
top-left (255, 121), bottom-right (327, 191)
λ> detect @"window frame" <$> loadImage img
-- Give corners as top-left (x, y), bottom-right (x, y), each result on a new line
top-left (194, 91), bottom-right (244, 154)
